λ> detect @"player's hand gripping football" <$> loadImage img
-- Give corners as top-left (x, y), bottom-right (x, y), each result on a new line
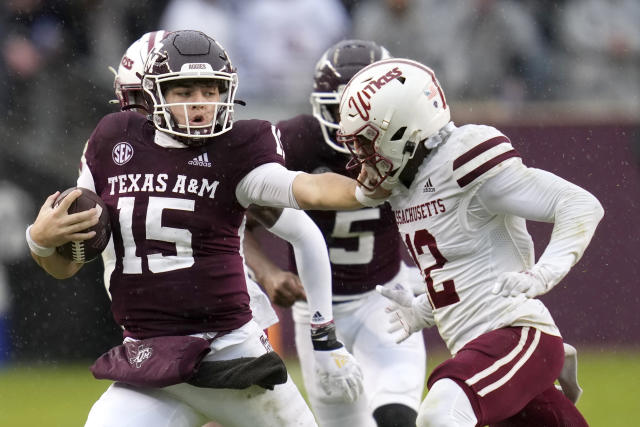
top-left (29, 190), bottom-right (99, 249)
top-left (492, 269), bottom-right (548, 299)
top-left (376, 284), bottom-right (435, 344)
top-left (311, 321), bottom-right (363, 402)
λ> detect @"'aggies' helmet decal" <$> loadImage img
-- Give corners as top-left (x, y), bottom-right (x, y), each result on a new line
top-left (142, 30), bottom-right (238, 145)
top-left (337, 59), bottom-right (450, 190)
top-left (113, 30), bottom-right (169, 111)
top-left (311, 40), bottom-right (391, 154)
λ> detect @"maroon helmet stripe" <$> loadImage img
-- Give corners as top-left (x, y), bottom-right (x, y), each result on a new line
top-left (453, 136), bottom-right (511, 170)
top-left (147, 32), bottom-right (157, 53)
top-left (456, 150), bottom-right (520, 188)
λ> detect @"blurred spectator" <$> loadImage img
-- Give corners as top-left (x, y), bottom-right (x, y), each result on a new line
top-left (87, 0), bottom-right (170, 90)
top-left (352, 0), bottom-right (551, 104)
top-left (0, 181), bottom-right (33, 365)
top-left (557, 0), bottom-right (640, 110)
top-left (0, 0), bottom-right (76, 149)
top-left (0, 0), bottom-right (167, 182)
top-left (234, 0), bottom-right (350, 119)
top-left (0, 0), bottom-right (95, 182)
top-left (160, 0), bottom-right (235, 50)
top-left (160, 0), bottom-right (350, 120)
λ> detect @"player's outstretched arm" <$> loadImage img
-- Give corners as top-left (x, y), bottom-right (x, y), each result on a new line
top-left (237, 165), bottom-right (364, 400)
top-left (26, 190), bottom-right (96, 279)
top-left (292, 172), bottom-right (363, 210)
top-left (257, 206), bottom-right (364, 402)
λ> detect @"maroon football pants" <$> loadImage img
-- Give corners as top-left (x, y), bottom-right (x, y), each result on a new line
top-left (428, 327), bottom-right (588, 426)
top-left (490, 385), bottom-right (587, 427)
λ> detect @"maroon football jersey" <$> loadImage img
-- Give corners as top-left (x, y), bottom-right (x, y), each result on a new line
top-left (83, 111), bottom-right (285, 338)
top-left (277, 114), bottom-right (401, 295)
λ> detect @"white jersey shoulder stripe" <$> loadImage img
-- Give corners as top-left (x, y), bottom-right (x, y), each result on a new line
top-left (452, 135), bottom-right (520, 187)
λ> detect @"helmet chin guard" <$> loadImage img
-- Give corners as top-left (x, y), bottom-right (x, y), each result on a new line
top-left (338, 58), bottom-right (451, 189)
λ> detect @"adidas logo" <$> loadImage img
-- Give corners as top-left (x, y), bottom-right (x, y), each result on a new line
top-left (312, 311), bottom-right (325, 323)
top-left (423, 178), bottom-right (435, 193)
top-left (188, 153), bottom-right (212, 167)
top-left (331, 352), bottom-right (350, 368)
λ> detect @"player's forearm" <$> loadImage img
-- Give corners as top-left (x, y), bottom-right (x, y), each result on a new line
top-left (292, 172), bottom-right (363, 210)
top-left (27, 223), bottom-right (82, 279)
top-left (268, 209), bottom-right (334, 323)
top-left (534, 187), bottom-right (604, 288)
top-left (30, 251), bottom-right (82, 279)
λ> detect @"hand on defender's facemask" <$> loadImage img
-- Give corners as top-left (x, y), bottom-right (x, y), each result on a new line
top-left (357, 166), bottom-right (391, 199)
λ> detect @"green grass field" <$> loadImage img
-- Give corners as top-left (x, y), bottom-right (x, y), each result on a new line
top-left (0, 348), bottom-right (637, 426)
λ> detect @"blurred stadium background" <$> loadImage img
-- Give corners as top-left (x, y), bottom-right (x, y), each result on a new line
top-left (0, 0), bottom-right (638, 425)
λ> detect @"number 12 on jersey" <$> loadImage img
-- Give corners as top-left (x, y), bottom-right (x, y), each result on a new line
top-left (404, 229), bottom-right (460, 309)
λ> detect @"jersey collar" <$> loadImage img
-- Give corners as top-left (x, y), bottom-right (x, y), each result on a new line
top-left (154, 130), bottom-right (189, 148)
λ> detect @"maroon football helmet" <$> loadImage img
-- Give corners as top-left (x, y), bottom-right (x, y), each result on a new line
top-left (142, 30), bottom-right (238, 146)
top-left (310, 40), bottom-right (391, 154)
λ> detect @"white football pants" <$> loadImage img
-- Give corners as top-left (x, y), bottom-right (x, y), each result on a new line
top-left (85, 320), bottom-right (317, 427)
top-left (293, 265), bottom-right (426, 427)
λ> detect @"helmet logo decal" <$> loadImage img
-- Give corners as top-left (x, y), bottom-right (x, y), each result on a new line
top-left (112, 142), bottom-right (134, 165)
top-left (121, 55), bottom-right (134, 70)
top-left (347, 67), bottom-right (402, 121)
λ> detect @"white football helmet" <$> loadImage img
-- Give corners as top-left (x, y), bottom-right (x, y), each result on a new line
top-left (338, 59), bottom-right (450, 190)
top-left (112, 30), bottom-right (169, 110)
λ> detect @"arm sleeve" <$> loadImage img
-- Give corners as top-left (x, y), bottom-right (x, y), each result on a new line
top-left (235, 163), bottom-right (302, 209)
top-left (77, 159), bottom-right (97, 192)
top-left (476, 162), bottom-right (604, 289)
top-left (268, 208), bottom-right (334, 324)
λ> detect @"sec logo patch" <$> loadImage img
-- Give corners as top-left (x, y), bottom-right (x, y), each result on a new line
top-left (112, 142), bottom-right (134, 165)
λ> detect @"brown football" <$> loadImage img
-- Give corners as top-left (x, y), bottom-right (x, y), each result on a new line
top-left (54, 187), bottom-right (111, 263)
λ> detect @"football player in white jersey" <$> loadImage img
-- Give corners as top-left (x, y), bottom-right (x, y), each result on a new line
top-left (333, 58), bottom-right (602, 426)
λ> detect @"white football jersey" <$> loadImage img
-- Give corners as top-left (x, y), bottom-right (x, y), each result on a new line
top-left (388, 124), bottom-right (560, 355)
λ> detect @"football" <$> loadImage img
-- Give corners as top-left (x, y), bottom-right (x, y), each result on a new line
top-left (54, 187), bottom-right (111, 263)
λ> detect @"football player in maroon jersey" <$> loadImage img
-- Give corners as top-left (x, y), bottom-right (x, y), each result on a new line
top-left (26, 30), bottom-right (370, 427)
top-left (104, 30), bottom-right (323, 343)
top-left (245, 40), bottom-right (427, 427)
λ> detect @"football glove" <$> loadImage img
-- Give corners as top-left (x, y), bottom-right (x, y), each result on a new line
top-left (492, 269), bottom-right (548, 299)
top-left (311, 322), bottom-right (363, 403)
top-left (376, 284), bottom-right (435, 344)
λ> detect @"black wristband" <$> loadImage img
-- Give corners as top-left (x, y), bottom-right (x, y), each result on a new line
top-left (311, 321), bottom-right (343, 351)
